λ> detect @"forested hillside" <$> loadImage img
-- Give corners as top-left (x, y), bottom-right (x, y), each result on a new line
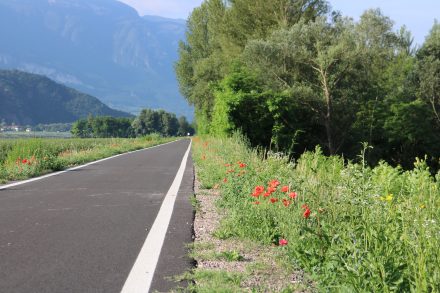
top-left (0, 70), bottom-right (132, 125)
top-left (176, 0), bottom-right (440, 168)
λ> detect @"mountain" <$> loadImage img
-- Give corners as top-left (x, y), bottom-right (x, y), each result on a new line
top-left (0, 0), bottom-right (192, 119)
top-left (0, 69), bottom-right (133, 125)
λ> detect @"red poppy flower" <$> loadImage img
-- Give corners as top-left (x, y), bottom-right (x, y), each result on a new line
top-left (270, 198), bottom-right (278, 203)
top-left (267, 186), bottom-right (276, 194)
top-left (301, 204), bottom-right (309, 209)
top-left (239, 163), bottom-right (247, 168)
top-left (289, 192), bottom-right (297, 199)
top-left (282, 199), bottom-right (291, 207)
top-left (226, 169), bottom-right (235, 173)
top-left (263, 192), bottom-right (271, 197)
top-left (223, 178), bottom-right (228, 183)
top-left (224, 163), bottom-right (231, 167)
top-left (303, 208), bottom-right (311, 218)
top-left (281, 186), bottom-right (289, 193)
top-left (268, 179), bottom-right (280, 188)
top-left (279, 239), bottom-right (288, 246)
top-left (22, 159), bottom-right (28, 164)
top-left (253, 186), bottom-right (264, 196)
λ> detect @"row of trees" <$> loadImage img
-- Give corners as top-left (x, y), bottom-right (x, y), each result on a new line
top-left (176, 0), bottom-right (440, 169)
top-left (71, 110), bottom-right (194, 138)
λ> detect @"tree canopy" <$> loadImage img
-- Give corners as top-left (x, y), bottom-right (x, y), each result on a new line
top-left (176, 1), bottom-right (440, 169)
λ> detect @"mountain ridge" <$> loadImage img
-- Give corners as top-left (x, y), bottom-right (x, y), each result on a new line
top-left (0, 0), bottom-right (192, 119)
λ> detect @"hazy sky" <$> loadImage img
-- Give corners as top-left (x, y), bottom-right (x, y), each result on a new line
top-left (118, 0), bottom-right (439, 46)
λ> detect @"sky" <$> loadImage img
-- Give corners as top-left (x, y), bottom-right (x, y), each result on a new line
top-left (117, 0), bottom-right (439, 46)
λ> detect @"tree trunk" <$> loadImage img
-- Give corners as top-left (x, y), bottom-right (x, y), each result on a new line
top-left (320, 69), bottom-right (335, 155)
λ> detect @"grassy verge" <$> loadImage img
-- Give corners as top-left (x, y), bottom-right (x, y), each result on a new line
top-left (191, 134), bottom-right (440, 292)
top-left (0, 135), bottom-right (176, 183)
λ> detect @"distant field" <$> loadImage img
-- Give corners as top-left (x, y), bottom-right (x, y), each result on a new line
top-left (0, 132), bottom-right (72, 139)
top-left (0, 135), bottom-right (175, 183)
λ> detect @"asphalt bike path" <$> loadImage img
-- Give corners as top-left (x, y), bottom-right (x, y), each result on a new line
top-left (0, 139), bottom-right (194, 292)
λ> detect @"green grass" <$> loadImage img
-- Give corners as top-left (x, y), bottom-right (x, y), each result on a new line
top-left (192, 134), bottom-right (440, 292)
top-left (0, 135), bottom-right (176, 182)
top-left (0, 131), bottom-right (72, 139)
top-left (183, 269), bottom-right (245, 293)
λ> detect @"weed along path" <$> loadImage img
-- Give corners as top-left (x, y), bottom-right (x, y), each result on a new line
top-left (0, 139), bottom-right (194, 293)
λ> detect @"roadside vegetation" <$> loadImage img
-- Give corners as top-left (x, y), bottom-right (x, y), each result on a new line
top-left (0, 135), bottom-right (175, 183)
top-left (191, 135), bottom-right (440, 292)
top-left (176, 0), bottom-right (440, 171)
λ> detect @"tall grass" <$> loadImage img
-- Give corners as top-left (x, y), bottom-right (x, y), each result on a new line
top-left (0, 135), bottom-right (175, 183)
top-left (192, 134), bottom-right (440, 292)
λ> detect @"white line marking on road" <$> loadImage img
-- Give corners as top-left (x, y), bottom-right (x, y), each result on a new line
top-left (0, 139), bottom-right (180, 191)
top-left (120, 140), bottom-right (192, 293)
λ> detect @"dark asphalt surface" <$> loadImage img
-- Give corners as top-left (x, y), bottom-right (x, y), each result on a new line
top-left (0, 139), bottom-right (194, 293)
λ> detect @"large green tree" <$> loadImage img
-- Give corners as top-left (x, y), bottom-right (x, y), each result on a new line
top-left (416, 21), bottom-right (440, 126)
top-left (175, 0), bottom-right (328, 134)
top-left (244, 16), bottom-right (364, 154)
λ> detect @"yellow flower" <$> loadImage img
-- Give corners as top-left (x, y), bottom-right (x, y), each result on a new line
top-left (379, 194), bottom-right (393, 202)
top-left (420, 204), bottom-right (426, 209)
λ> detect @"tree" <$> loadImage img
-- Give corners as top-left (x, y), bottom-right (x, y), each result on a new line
top-left (175, 0), bottom-right (329, 134)
top-left (71, 116), bottom-right (133, 138)
top-left (244, 16), bottom-right (363, 154)
top-left (159, 111), bottom-right (179, 136)
top-left (416, 21), bottom-right (440, 126)
top-left (71, 119), bottom-right (90, 138)
top-left (175, 0), bottom-right (226, 133)
top-left (177, 116), bottom-right (194, 136)
top-left (132, 108), bottom-right (187, 137)
top-left (132, 109), bottom-right (161, 136)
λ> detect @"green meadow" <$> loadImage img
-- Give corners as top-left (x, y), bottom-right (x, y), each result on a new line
top-left (192, 135), bottom-right (440, 292)
top-left (0, 135), bottom-right (174, 183)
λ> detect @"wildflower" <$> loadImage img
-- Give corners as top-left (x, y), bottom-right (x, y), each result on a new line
top-left (303, 208), bottom-right (311, 219)
top-left (282, 199), bottom-right (291, 207)
top-left (279, 239), bottom-right (288, 246)
top-left (226, 169), bottom-right (235, 174)
top-left (379, 194), bottom-right (393, 202)
top-left (270, 198), bottom-right (278, 203)
top-left (289, 192), bottom-right (297, 199)
top-left (22, 159), bottom-right (28, 164)
top-left (224, 163), bottom-right (231, 167)
top-left (301, 204), bottom-right (309, 209)
top-left (263, 192), bottom-right (271, 197)
top-left (267, 186), bottom-right (276, 194)
top-left (281, 186), bottom-right (289, 192)
top-left (223, 178), bottom-right (228, 183)
top-left (269, 179), bottom-right (280, 188)
top-left (253, 201), bottom-right (260, 205)
top-left (420, 204), bottom-right (426, 209)
top-left (252, 186), bottom-right (264, 197)
top-left (239, 163), bottom-right (247, 168)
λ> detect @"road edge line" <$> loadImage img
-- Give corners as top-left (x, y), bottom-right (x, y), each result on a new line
top-left (120, 140), bottom-right (192, 293)
top-left (0, 139), bottom-right (182, 191)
